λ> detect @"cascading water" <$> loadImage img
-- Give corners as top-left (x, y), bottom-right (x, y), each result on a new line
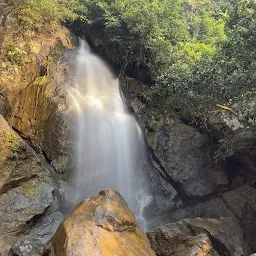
top-left (69, 40), bottom-right (153, 230)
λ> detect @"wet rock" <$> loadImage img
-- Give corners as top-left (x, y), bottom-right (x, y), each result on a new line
top-left (147, 197), bottom-right (236, 231)
top-left (29, 211), bottom-right (64, 243)
top-left (0, 115), bottom-right (55, 234)
top-left (57, 179), bottom-right (74, 209)
top-left (0, 115), bottom-right (57, 254)
top-left (189, 198), bottom-right (235, 219)
top-left (242, 204), bottom-right (256, 254)
top-left (7, 46), bottom-right (74, 174)
top-left (11, 211), bottom-right (64, 256)
top-left (47, 189), bottom-right (156, 256)
top-left (0, 236), bottom-right (14, 256)
top-left (222, 185), bottom-right (256, 219)
top-left (148, 217), bottom-right (244, 256)
top-left (149, 120), bottom-right (227, 197)
top-left (0, 180), bottom-right (54, 233)
top-left (149, 231), bottom-right (218, 256)
top-left (149, 155), bottom-right (182, 215)
top-left (222, 185), bottom-right (256, 253)
top-left (12, 237), bottom-right (45, 256)
top-left (0, 24), bottom-right (73, 175)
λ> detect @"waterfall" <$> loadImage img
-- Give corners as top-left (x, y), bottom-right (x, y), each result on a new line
top-left (68, 40), bottom-right (153, 230)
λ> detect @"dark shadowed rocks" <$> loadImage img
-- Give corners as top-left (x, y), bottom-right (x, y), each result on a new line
top-left (148, 217), bottom-right (244, 256)
top-left (12, 211), bottom-right (64, 256)
top-left (147, 119), bottom-right (226, 197)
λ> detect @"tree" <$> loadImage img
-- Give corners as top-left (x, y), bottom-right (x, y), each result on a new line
top-left (75, 0), bottom-right (227, 76)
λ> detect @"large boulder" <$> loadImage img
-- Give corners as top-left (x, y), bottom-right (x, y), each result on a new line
top-left (146, 119), bottom-right (227, 197)
top-left (147, 217), bottom-right (244, 256)
top-left (46, 189), bottom-right (156, 256)
top-left (148, 153), bottom-right (182, 215)
top-left (0, 115), bottom-right (59, 255)
top-left (0, 115), bottom-right (54, 234)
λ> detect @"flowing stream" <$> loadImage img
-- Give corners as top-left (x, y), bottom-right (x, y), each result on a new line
top-left (68, 40), bottom-right (153, 230)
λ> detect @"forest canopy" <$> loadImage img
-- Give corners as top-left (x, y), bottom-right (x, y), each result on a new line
top-left (1, 0), bottom-right (255, 159)
top-left (74, 0), bottom-right (255, 159)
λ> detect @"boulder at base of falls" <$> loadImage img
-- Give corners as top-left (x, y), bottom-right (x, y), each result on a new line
top-left (44, 189), bottom-right (156, 256)
top-left (147, 217), bottom-right (244, 256)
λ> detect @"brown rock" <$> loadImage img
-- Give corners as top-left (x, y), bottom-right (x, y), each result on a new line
top-left (48, 189), bottom-right (156, 256)
top-left (7, 57), bottom-right (73, 173)
top-left (148, 224), bottom-right (218, 256)
top-left (222, 185), bottom-right (256, 253)
top-left (147, 217), bottom-right (244, 256)
top-left (0, 25), bottom-right (73, 174)
top-left (222, 185), bottom-right (256, 219)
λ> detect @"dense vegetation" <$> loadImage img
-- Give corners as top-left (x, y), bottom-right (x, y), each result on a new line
top-left (0, 0), bottom-right (77, 69)
top-left (1, 0), bottom-right (255, 158)
top-left (74, 0), bottom-right (255, 159)
top-left (76, 0), bottom-right (227, 73)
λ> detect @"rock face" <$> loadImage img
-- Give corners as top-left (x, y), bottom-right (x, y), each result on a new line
top-left (0, 92), bottom-right (7, 117)
top-left (147, 217), bottom-right (244, 256)
top-left (47, 189), bottom-right (156, 256)
top-left (121, 77), bottom-right (228, 213)
top-left (7, 51), bottom-right (73, 173)
top-left (0, 115), bottom-right (53, 234)
top-left (0, 25), bottom-right (74, 174)
top-left (145, 118), bottom-right (256, 253)
top-left (121, 77), bottom-right (256, 254)
top-left (147, 119), bottom-right (224, 197)
top-left (0, 115), bottom-right (61, 255)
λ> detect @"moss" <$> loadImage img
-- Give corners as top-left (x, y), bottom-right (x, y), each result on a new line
top-left (33, 75), bottom-right (50, 86)
top-left (21, 207), bottom-right (31, 215)
top-left (21, 180), bottom-right (41, 197)
top-left (53, 155), bottom-right (69, 173)
top-left (146, 132), bottom-right (158, 151)
top-left (19, 78), bottom-right (31, 89)
top-left (52, 42), bottom-right (65, 62)
top-left (41, 56), bottom-right (54, 74)
top-left (4, 44), bottom-right (29, 67)
top-left (0, 131), bottom-right (21, 160)
top-left (0, 193), bottom-right (8, 200)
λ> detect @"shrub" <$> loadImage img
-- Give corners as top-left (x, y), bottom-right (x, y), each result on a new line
top-left (16, 0), bottom-right (78, 31)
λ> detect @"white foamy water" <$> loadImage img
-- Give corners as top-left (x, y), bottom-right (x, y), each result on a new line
top-left (69, 40), bottom-right (153, 230)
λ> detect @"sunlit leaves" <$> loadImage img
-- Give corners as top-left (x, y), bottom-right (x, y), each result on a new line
top-left (16, 0), bottom-right (78, 31)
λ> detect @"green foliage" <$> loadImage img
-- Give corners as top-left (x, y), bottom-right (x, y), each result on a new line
top-left (16, 0), bottom-right (78, 31)
top-left (215, 128), bottom-right (256, 160)
top-left (146, 0), bottom-right (256, 159)
top-left (3, 0), bottom-right (254, 160)
top-left (74, 0), bottom-right (256, 159)
top-left (223, 0), bottom-right (256, 84)
top-left (76, 0), bottom-right (227, 75)
top-left (4, 44), bottom-right (28, 67)
top-left (147, 58), bottom-right (221, 118)
top-left (52, 42), bottom-right (65, 61)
